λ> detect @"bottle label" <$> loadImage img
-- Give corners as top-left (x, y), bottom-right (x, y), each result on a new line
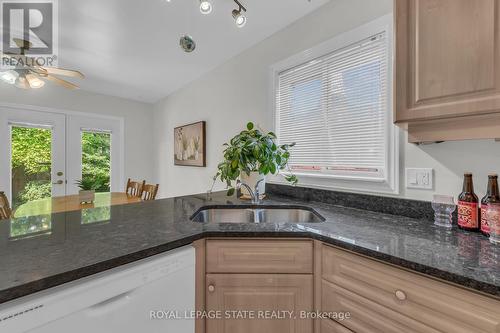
top-left (458, 201), bottom-right (478, 228)
top-left (481, 204), bottom-right (491, 234)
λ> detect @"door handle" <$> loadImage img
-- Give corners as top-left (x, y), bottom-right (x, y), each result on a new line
top-left (52, 180), bottom-right (64, 185)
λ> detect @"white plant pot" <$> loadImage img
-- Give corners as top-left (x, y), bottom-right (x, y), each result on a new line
top-left (79, 190), bottom-right (95, 204)
top-left (239, 172), bottom-right (266, 199)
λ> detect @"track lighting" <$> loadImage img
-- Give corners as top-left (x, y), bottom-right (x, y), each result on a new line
top-left (232, 0), bottom-right (247, 28)
top-left (199, 0), bottom-right (212, 15)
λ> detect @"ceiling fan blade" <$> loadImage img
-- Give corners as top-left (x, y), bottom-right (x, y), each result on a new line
top-left (40, 67), bottom-right (85, 79)
top-left (45, 75), bottom-right (79, 90)
top-left (14, 74), bottom-right (30, 89)
top-left (12, 38), bottom-right (32, 50)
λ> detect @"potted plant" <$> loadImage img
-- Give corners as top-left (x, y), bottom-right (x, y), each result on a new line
top-left (75, 178), bottom-right (100, 203)
top-left (214, 122), bottom-right (298, 197)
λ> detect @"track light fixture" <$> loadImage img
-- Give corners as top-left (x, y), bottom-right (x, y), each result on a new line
top-left (199, 0), bottom-right (213, 15)
top-left (232, 0), bottom-right (247, 28)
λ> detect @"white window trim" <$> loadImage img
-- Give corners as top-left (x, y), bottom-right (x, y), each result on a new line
top-left (268, 14), bottom-right (399, 195)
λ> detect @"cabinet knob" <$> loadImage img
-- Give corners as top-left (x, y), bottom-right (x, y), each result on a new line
top-left (208, 285), bottom-right (215, 293)
top-left (395, 290), bottom-right (407, 301)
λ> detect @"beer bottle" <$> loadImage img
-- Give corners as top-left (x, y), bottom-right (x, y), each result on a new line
top-left (480, 174), bottom-right (500, 236)
top-left (458, 173), bottom-right (479, 231)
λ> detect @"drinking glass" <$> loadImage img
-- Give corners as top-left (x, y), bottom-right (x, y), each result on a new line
top-left (431, 195), bottom-right (456, 228)
top-left (486, 203), bottom-right (500, 244)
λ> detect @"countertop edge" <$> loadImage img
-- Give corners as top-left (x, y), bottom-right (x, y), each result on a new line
top-left (1, 230), bottom-right (499, 305)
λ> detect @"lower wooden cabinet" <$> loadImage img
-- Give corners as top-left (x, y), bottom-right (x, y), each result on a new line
top-left (320, 319), bottom-right (353, 333)
top-left (205, 274), bottom-right (313, 333)
top-left (196, 239), bottom-right (500, 333)
top-left (321, 245), bottom-right (500, 333)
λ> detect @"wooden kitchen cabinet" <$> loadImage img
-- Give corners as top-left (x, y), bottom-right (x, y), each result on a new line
top-left (320, 244), bottom-right (500, 333)
top-left (320, 319), bottom-right (353, 333)
top-left (205, 273), bottom-right (313, 333)
top-left (197, 239), bottom-right (315, 333)
top-left (206, 239), bottom-right (313, 274)
top-left (395, 0), bottom-right (500, 142)
top-left (197, 239), bottom-right (500, 333)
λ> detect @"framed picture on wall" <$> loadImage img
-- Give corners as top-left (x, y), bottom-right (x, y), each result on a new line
top-left (174, 121), bottom-right (206, 167)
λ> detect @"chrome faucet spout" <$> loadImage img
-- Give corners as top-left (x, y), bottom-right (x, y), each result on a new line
top-left (236, 179), bottom-right (261, 204)
top-left (253, 179), bottom-right (265, 204)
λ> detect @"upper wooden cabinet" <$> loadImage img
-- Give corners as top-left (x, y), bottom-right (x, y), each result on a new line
top-left (394, 0), bottom-right (500, 142)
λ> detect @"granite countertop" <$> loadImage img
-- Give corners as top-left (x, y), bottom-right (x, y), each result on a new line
top-left (0, 191), bottom-right (499, 304)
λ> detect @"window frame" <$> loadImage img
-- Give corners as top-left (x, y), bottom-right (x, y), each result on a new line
top-left (269, 14), bottom-right (399, 194)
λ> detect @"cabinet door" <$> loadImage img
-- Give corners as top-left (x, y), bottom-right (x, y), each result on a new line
top-left (206, 239), bottom-right (313, 274)
top-left (206, 274), bottom-right (313, 333)
top-left (321, 245), bottom-right (500, 333)
top-left (395, 0), bottom-right (500, 122)
top-left (321, 319), bottom-right (353, 333)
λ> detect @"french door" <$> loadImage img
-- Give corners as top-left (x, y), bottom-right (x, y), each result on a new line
top-left (0, 107), bottom-right (124, 208)
top-left (0, 109), bottom-right (66, 209)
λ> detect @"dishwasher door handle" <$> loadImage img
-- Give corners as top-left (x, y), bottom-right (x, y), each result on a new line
top-left (85, 289), bottom-right (136, 317)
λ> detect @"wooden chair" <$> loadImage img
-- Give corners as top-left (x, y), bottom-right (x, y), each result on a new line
top-left (142, 184), bottom-right (159, 201)
top-left (126, 179), bottom-right (145, 197)
top-left (0, 191), bottom-right (12, 220)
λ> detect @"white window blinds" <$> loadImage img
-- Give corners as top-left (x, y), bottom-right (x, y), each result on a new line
top-left (276, 32), bottom-right (388, 179)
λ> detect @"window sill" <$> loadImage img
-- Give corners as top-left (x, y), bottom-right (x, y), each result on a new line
top-left (267, 171), bottom-right (399, 196)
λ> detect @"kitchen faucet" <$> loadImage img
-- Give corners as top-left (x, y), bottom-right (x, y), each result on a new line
top-left (236, 179), bottom-right (264, 204)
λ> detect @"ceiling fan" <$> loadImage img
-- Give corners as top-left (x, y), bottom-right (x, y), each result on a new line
top-left (0, 38), bottom-right (84, 90)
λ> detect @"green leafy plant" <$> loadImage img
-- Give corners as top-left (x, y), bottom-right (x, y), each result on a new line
top-left (81, 132), bottom-right (111, 193)
top-left (214, 122), bottom-right (298, 196)
top-left (18, 181), bottom-right (52, 203)
top-left (75, 178), bottom-right (102, 191)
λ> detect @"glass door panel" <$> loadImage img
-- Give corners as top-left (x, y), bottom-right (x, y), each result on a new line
top-left (66, 115), bottom-right (123, 195)
top-left (10, 126), bottom-right (53, 210)
top-left (81, 131), bottom-right (111, 193)
top-left (0, 109), bottom-right (66, 220)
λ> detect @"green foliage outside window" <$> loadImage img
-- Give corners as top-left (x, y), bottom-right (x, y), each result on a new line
top-left (11, 127), bottom-right (52, 174)
top-left (81, 132), bottom-right (111, 193)
top-left (10, 128), bottom-right (112, 209)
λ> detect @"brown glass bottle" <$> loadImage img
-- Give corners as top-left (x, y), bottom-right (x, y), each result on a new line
top-left (458, 173), bottom-right (479, 231)
top-left (480, 174), bottom-right (500, 236)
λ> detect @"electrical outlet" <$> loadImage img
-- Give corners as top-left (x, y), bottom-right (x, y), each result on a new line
top-left (406, 168), bottom-right (433, 190)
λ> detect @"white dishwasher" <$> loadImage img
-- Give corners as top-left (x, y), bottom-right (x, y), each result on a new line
top-left (0, 246), bottom-right (195, 333)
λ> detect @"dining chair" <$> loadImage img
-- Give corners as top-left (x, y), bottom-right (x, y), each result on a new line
top-left (142, 184), bottom-right (159, 201)
top-left (0, 191), bottom-right (12, 220)
top-left (126, 179), bottom-right (145, 197)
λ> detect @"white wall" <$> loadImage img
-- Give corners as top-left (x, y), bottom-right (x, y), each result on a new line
top-left (153, 0), bottom-right (500, 202)
top-left (0, 84), bottom-right (155, 186)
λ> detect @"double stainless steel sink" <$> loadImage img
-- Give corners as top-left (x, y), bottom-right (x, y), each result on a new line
top-left (190, 206), bottom-right (325, 224)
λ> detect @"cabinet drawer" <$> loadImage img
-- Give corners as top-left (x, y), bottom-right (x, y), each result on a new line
top-left (321, 319), bottom-right (353, 333)
top-left (206, 239), bottom-right (313, 273)
top-left (322, 245), bottom-right (500, 333)
top-left (206, 273), bottom-right (313, 333)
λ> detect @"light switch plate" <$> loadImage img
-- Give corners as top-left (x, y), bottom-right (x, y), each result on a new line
top-left (406, 168), bottom-right (433, 190)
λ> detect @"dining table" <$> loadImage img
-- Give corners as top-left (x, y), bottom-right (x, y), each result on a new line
top-left (13, 192), bottom-right (143, 218)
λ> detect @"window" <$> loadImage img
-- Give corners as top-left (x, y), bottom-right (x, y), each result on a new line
top-left (273, 15), bottom-right (398, 193)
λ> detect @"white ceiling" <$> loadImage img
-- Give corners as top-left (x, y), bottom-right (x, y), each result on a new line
top-left (57, 0), bottom-right (330, 103)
